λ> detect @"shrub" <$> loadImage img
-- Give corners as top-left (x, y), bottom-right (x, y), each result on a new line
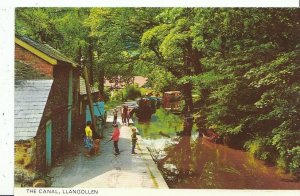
top-left (244, 137), bottom-right (277, 163)
top-left (110, 90), bottom-right (124, 101)
top-left (288, 147), bottom-right (300, 175)
top-left (123, 84), bottom-right (141, 100)
top-left (103, 87), bottom-right (111, 102)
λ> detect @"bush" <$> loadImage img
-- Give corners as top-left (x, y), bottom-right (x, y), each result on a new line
top-left (140, 87), bottom-right (153, 97)
top-left (244, 138), bottom-right (277, 163)
top-left (123, 84), bottom-right (141, 100)
top-left (103, 87), bottom-right (111, 102)
top-left (110, 90), bottom-right (124, 101)
top-left (288, 147), bottom-right (300, 175)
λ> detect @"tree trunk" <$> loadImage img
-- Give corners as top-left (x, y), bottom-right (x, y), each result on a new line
top-left (83, 66), bottom-right (97, 133)
top-left (179, 136), bottom-right (192, 176)
top-left (197, 88), bottom-right (209, 138)
top-left (98, 65), bottom-right (105, 98)
top-left (77, 45), bottom-right (82, 63)
top-left (181, 72), bottom-right (194, 136)
top-left (87, 39), bottom-right (94, 84)
top-left (181, 42), bottom-right (195, 136)
top-left (188, 45), bottom-right (208, 138)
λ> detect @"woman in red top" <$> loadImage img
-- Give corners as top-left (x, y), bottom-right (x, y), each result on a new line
top-left (111, 124), bottom-right (120, 155)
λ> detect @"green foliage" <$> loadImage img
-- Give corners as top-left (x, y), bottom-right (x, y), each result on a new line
top-left (102, 87), bottom-right (111, 102)
top-left (16, 8), bottom-right (90, 62)
top-left (244, 138), bottom-right (277, 162)
top-left (135, 109), bottom-right (183, 139)
top-left (145, 67), bottom-right (178, 93)
top-left (122, 84), bottom-right (142, 100)
top-left (110, 84), bottom-right (142, 101)
top-left (104, 100), bottom-right (122, 111)
top-left (195, 9), bottom-right (300, 174)
top-left (110, 90), bottom-right (124, 102)
top-left (288, 147), bottom-right (300, 174)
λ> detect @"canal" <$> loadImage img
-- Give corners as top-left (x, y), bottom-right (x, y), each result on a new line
top-left (133, 108), bottom-right (300, 189)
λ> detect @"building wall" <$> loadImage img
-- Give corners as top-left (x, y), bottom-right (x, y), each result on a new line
top-left (72, 70), bottom-right (82, 138)
top-left (35, 64), bottom-right (80, 173)
top-left (15, 44), bottom-right (53, 77)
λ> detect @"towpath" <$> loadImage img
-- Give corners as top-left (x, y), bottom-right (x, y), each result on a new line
top-left (49, 108), bottom-right (168, 188)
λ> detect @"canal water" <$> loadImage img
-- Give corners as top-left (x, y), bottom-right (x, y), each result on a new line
top-left (133, 109), bottom-right (300, 189)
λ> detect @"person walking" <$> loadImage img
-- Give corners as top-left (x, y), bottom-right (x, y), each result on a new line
top-left (84, 121), bottom-right (93, 157)
top-left (111, 124), bottom-right (120, 155)
top-left (121, 105), bottom-right (125, 125)
top-left (113, 108), bottom-right (118, 125)
top-left (126, 107), bottom-right (131, 125)
top-left (131, 127), bottom-right (138, 154)
top-left (121, 105), bottom-right (128, 125)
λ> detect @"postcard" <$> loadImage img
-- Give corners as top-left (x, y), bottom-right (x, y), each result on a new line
top-left (1, 1), bottom-right (300, 196)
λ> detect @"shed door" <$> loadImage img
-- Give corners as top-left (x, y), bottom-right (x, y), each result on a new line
top-left (46, 120), bottom-right (52, 168)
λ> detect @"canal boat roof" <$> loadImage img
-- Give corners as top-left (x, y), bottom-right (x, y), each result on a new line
top-left (15, 80), bottom-right (53, 141)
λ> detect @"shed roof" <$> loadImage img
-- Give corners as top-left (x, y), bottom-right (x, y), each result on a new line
top-left (15, 80), bottom-right (53, 141)
top-left (79, 77), bottom-right (99, 95)
top-left (15, 35), bottom-right (78, 67)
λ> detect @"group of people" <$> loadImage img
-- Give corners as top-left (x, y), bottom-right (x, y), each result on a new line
top-left (84, 119), bottom-right (138, 157)
top-left (113, 105), bottom-right (133, 126)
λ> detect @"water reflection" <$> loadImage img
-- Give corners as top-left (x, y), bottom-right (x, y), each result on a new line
top-left (134, 109), bottom-right (300, 189)
top-left (133, 109), bottom-right (183, 139)
top-left (155, 137), bottom-right (300, 189)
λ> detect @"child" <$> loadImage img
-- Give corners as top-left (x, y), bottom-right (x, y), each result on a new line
top-left (84, 121), bottom-right (93, 157)
top-left (131, 127), bottom-right (138, 154)
top-left (111, 124), bottom-right (120, 155)
top-left (113, 108), bottom-right (118, 125)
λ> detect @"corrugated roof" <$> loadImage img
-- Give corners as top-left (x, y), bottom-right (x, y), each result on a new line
top-left (16, 35), bottom-right (78, 67)
top-left (79, 77), bottom-right (99, 95)
top-left (15, 80), bottom-right (53, 141)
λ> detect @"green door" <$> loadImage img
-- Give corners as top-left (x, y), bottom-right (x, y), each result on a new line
top-left (46, 120), bottom-right (52, 168)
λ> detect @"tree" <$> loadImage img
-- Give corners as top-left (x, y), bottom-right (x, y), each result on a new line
top-left (84, 8), bottom-right (162, 95)
top-left (193, 8), bottom-right (300, 173)
top-left (141, 8), bottom-right (206, 136)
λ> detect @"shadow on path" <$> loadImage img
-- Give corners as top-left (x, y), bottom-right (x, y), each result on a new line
top-left (50, 118), bottom-right (156, 188)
